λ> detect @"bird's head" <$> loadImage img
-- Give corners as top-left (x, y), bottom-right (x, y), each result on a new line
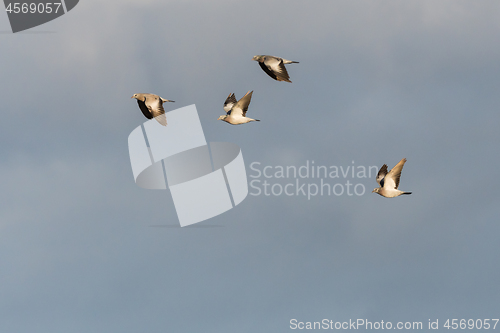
top-left (372, 188), bottom-right (380, 193)
top-left (252, 55), bottom-right (263, 62)
top-left (131, 93), bottom-right (141, 100)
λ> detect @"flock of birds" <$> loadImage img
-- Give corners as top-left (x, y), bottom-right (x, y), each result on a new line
top-left (130, 55), bottom-right (411, 198)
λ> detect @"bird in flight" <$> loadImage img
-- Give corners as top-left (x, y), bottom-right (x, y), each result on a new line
top-left (218, 91), bottom-right (260, 125)
top-left (372, 158), bottom-right (412, 198)
top-left (252, 55), bottom-right (299, 82)
top-left (131, 93), bottom-right (174, 126)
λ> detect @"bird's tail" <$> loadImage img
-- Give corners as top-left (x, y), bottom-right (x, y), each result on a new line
top-left (283, 59), bottom-right (299, 64)
top-left (162, 98), bottom-right (175, 103)
top-left (402, 192), bottom-right (412, 195)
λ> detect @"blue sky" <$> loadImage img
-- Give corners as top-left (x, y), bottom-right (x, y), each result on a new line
top-left (1, 1), bottom-right (500, 332)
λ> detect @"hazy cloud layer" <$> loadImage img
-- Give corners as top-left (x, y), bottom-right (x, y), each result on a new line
top-left (1, 1), bottom-right (499, 332)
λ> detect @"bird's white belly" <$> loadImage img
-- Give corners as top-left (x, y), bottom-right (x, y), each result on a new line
top-left (383, 188), bottom-right (403, 198)
top-left (227, 116), bottom-right (248, 125)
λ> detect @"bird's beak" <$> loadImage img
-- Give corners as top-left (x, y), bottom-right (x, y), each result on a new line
top-left (131, 96), bottom-right (134, 99)
top-left (371, 189), bottom-right (375, 193)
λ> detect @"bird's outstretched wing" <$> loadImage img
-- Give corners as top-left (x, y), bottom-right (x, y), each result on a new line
top-left (146, 96), bottom-right (167, 126)
top-left (137, 99), bottom-right (153, 119)
top-left (258, 60), bottom-right (277, 81)
top-left (263, 56), bottom-right (291, 82)
top-left (376, 164), bottom-right (388, 186)
top-left (230, 91), bottom-right (253, 117)
top-left (385, 158), bottom-right (407, 189)
top-left (224, 93), bottom-right (237, 113)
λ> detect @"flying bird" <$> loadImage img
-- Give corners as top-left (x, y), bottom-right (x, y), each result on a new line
top-left (252, 55), bottom-right (299, 82)
top-left (372, 158), bottom-right (412, 198)
top-left (218, 91), bottom-right (260, 125)
top-left (131, 93), bottom-right (174, 126)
